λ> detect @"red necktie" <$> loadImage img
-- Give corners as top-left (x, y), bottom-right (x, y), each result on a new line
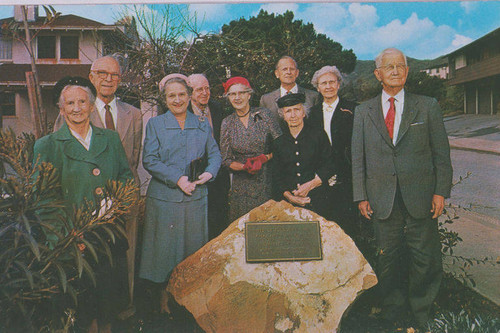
top-left (385, 97), bottom-right (395, 140)
top-left (104, 104), bottom-right (115, 131)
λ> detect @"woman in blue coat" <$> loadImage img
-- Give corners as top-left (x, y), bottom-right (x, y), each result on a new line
top-left (139, 74), bottom-right (221, 312)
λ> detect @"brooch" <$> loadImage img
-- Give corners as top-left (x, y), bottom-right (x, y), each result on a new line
top-left (340, 108), bottom-right (353, 115)
top-left (328, 175), bottom-right (337, 187)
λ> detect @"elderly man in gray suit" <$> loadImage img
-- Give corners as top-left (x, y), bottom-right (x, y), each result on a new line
top-left (352, 48), bottom-right (452, 329)
top-left (260, 56), bottom-right (319, 123)
top-left (54, 55), bottom-right (143, 310)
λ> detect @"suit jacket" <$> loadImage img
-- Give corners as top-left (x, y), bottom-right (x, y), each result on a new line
top-left (308, 98), bottom-right (357, 184)
top-left (188, 99), bottom-right (228, 145)
top-left (142, 111), bottom-right (222, 203)
top-left (54, 99), bottom-right (143, 181)
top-left (351, 92), bottom-right (453, 220)
top-left (259, 86), bottom-right (319, 124)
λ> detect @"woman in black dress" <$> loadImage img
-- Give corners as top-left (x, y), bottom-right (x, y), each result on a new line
top-left (272, 93), bottom-right (336, 217)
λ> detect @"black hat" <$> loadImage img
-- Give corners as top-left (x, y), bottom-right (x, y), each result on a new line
top-left (276, 93), bottom-right (306, 108)
top-left (53, 76), bottom-right (97, 106)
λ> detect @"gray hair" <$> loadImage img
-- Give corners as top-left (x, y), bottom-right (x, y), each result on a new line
top-left (278, 103), bottom-right (310, 119)
top-left (186, 73), bottom-right (208, 87)
top-left (223, 83), bottom-right (254, 98)
top-left (58, 85), bottom-right (96, 107)
top-left (90, 55), bottom-right (122, 74)
top-left (311, 66), bottom-right (343, 89)
top-left (375, 48), bottom-right (407, 68)
top-left (275, 55), bottom-right (298, 70)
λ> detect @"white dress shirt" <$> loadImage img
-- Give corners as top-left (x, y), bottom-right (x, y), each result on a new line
top-left (69, 126), bottom-right (93, 151)
top-left (280, 84), bottom-right (298, 97)
top-left (382, 89), bottom-right (405, 145)
top-left (322, 97), bottom-right (339, 144)
top-left (95, 97), bottom-right (118, 129)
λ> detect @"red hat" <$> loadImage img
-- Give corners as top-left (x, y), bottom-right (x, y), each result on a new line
top-left (223, 76), bottom-right (251, 94)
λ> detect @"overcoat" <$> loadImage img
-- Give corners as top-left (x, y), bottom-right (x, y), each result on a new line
top-left (34, 122), bottom-right (133, 213)
top-left (351, 92), bottom-right (453, 220)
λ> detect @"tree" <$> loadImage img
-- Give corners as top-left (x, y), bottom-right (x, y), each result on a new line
top-left (182, 10), bottom-right (357, 100)
top-left (0, 129), bottom-right (138, 331)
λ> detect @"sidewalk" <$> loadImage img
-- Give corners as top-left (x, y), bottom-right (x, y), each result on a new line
top-left (444, 114), bottom-right (500, 155)
top-left (442, 114), bottom-right (500, 306)
top-left (441, 208), bottom-right (500, 306)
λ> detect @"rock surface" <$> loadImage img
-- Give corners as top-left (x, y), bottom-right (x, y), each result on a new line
top-left (167, 200), bottom-right (377, 333)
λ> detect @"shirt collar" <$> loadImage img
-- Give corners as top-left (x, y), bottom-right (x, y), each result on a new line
top-left (382, 89), bottom-right (405, 104)
top-left (95, 96), bottom-right (117, 112)
top-left (280, 84), bottom-right (298, 96)
top-left (322, 97), bottom-right (339, 112)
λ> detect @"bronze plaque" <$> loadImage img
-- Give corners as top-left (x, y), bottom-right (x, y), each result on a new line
top-left (245, 221), bottom-right (322, 263)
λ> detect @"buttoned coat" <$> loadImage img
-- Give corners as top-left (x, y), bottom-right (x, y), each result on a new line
top-left (259, 86), bottom-right (319, 124)
top-left (308, 98), bottom-right (357, 183)
top-left (54, 99), bottom-right (143, 181)
top-left (142, 111), bottom-right (222, 203)
top-left (351, 92), bottom-right (453, 220)
top-left (34, 122), bottom-right (133, 210)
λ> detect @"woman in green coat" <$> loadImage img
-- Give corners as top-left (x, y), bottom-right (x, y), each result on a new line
top-left (33, 76), bottom-right (133, 333)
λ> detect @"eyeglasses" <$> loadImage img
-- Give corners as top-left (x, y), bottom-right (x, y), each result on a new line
top-left (194, 86), bottom-right (210, 93)
top-left (378, 64), bottom-right (407, 73)
top-left (227, 91), bottom-right (249, 98)
top-left (92, 70), bottom-right (121, 81)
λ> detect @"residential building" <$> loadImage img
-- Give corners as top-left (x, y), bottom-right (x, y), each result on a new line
top-left (446, 27), bottom-right (500, 115)
top-left (0, 5), bottom-right (132, 133)
top-left (421, 63), bottom-right (449, 80)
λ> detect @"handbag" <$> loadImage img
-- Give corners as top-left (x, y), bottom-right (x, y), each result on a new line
top-left (188, 154), bottom-right (208, 182)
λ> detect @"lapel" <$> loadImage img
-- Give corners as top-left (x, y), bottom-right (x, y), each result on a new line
top-left (115, 100), bottom-right (132, 142)
top-left (395, 92), bottom-right (420, 146)
top-left (90, 106), bottom-right (104, 128)
top-left (367, 94), bottom-right (394, 147)
top-left (55, 124), bottom-right (107, 166)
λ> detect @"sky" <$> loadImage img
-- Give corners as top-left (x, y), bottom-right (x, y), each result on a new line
top-left (1, 2), bottom-right (499, 60)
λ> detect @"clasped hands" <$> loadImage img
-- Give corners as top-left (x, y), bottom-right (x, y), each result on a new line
top-left (177, 172), bottom-right (212, 196)
top-left (243, 154), bottom-right (268, 174)
top-left (284, 175), bottom-right (322, 207)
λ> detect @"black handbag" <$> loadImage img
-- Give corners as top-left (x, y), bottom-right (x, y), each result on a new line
top-left (188, 155), bottom-right (208, 182)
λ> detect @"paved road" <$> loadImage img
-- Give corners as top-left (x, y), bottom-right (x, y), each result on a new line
top-left (449, 149), bottom-right (500, 220)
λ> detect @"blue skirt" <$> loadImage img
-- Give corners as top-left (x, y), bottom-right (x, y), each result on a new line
top-left (139, 196), bottom-right (208, 283)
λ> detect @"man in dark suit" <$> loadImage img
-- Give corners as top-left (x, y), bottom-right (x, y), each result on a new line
top-left (352, 48), bottom-right (452, 328)
top-left (308, 66), bottom-right (357, 229)
top-left (187, 73), bottom-right (229, 239)
top-left (54, 56), bottom-right (143, 309)
top-left (260, 56), bottom-right (319, 123)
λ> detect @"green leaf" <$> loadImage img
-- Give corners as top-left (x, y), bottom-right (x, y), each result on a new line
top-left (13, 260), bottom-right (34, 290)
top-left (81, 257), bottom-right (96, 287)
top-left (101, 225), bottom-right (115, 244)
top-left (80, 237), bottom-right (98, 263)
top-left (21, 231), bottom-right (40, 261)
top-left (54, 262), bottom-right (67, 293)
top-left (67, 284), bottom-right (78, 306)
top-left (72, 243), bottom-right (84, 277)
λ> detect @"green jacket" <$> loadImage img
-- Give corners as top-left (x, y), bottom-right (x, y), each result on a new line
top-left (33, 123), bottom-right (133, 242)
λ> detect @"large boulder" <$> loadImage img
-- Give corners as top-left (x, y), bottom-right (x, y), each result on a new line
top-left (167, 200), bottom-right (377, 332)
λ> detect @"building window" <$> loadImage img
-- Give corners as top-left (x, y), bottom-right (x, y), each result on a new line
top-left (37, 36), bottom-right (56, 59)
top-left (0, 37), bottom-right (12, 60)
top-left (0, 92), bottom-right (16, 117)
top-left (60, 36), bottom-right (79, 59)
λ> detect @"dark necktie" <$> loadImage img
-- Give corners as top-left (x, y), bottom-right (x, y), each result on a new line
top-left (104, 104), bottom-right (115, 131)
top-left (385, 97), bottom-right (395, 140)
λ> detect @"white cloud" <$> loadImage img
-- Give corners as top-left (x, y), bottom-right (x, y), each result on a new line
top-left (189, 4), bottom-right (228, 23)
top-left (460, 1), bottom-right (479, 14)
top-left (451, 33), bottom-right (473, 47)
top-left (296, 3), bottom-right (348, 33)
top-left (256, 3), bottom-right (299, 16)
top-left (348, 3), bottom-right (378, 28)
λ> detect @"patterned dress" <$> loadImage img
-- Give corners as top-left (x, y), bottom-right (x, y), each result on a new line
top-left (220, 107), bottom-right (282, 221)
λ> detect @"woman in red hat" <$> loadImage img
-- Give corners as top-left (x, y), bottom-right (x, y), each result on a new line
top-left (220, 77), bottom-right (282, 221)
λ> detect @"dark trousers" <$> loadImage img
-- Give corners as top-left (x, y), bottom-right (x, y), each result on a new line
top-left (207, 171), bottom-right (229, 240)
top-left (373, 188), bottom-right (442, 327)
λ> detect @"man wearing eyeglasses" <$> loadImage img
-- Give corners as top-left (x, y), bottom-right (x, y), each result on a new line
top-left (351, 48), bottom-right (452, 329)
top-left (54, 55), bottom-right (143, 312)
top-left (186, 73), bottom-right (230, 239)
top-left (260, 56), bottom-right (319, 124)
